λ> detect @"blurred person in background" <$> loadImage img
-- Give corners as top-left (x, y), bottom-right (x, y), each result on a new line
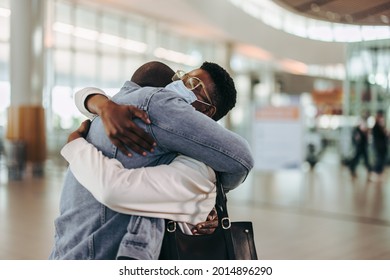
top-left (349, 117), bottom-right (371, 177)
top-left (370, 110), bottom-right (389, 182)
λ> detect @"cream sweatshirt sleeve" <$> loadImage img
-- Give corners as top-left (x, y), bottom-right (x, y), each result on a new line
top-left (61, 138), bottom-right (216, 225)
top-left (74, 87), bottom-right (108, 119)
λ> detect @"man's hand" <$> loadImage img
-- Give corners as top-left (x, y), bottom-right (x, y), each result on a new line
top-left (191, 208), bottom-right (218, 235)
top-left (67, 120), bottom-right (91, 143)
top-left (98, 99), bottom-right (156, 157)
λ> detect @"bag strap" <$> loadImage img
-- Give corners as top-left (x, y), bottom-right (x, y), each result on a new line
top-left (214, 173), bottom-right (236, 259)
top-left (162, 220), bottom-right (180, 259)
top-left (215, 176), bottom-right (228, 224)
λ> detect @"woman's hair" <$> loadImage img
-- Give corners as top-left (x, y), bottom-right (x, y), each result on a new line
top-left (131, 61), bottom-right (174, 88)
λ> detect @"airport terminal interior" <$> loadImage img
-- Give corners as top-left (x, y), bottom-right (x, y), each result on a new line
top-left (1, 0), bottom-right (390, 259)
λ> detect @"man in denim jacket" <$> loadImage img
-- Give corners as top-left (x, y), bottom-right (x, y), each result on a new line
top-left (49, 61), bottom-right (253, 260)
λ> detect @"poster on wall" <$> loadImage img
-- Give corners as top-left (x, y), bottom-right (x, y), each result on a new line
top-left (252, 105), bottom-right (304, 170)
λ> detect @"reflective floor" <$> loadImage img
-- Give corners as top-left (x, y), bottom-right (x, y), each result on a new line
top-left (0, 148), bottom-right (389, 260)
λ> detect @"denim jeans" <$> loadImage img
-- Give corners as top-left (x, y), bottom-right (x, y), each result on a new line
top-left (50, 81), bottom-right (253, 259)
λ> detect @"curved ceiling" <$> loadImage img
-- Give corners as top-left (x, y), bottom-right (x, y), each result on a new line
top-left (82, 0), bottom-right (379, 66)
top-left (274, 0), bottom-right (390, 26)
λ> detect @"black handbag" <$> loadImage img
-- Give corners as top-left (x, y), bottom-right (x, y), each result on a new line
top-left (159, 176), bottom-right (258, 260)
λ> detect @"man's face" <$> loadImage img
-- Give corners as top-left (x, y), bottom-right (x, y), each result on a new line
top-left (186, 69), bottom-right (214, 103)
top-left (186, 69), bottom-right (216, 118)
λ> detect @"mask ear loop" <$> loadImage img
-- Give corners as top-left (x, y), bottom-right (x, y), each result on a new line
top-left (207, 104), bottom-right (216, 118)
top-left (191, 100), bottom-right (216, 118)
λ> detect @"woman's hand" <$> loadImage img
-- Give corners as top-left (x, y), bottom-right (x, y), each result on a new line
top-left (67, 120), bottom-right (91, 143)
top-left (191, 207), bottom-right (218, 235)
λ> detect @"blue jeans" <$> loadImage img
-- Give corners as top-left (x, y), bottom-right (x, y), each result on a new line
top-left (49, 81), bottom-right (253, 259)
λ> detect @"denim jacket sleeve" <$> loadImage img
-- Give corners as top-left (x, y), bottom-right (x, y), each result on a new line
top-left (147, 90), bottom-right (254, 190)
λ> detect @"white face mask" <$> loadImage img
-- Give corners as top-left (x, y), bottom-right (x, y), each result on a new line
top-left (165, 80), bottom-right (197, 104)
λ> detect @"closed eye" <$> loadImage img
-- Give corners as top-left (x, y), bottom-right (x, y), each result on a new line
top-left (192, 87), bottom-right (207, 102)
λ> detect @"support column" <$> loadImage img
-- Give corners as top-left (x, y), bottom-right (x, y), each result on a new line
top-left (6, 0), bottom-right (46, 178)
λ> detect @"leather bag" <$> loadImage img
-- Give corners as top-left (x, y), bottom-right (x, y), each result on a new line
top-left (159, 176), bottom-right (258, 260)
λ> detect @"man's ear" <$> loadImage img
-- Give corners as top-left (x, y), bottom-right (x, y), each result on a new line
top-left (191, 101), bottom-right (216, 118)
top-left (205, 105), bottom-right (216, 119)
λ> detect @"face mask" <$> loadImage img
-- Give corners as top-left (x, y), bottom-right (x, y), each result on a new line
top-left (165, 80), bottom-right (197, 104)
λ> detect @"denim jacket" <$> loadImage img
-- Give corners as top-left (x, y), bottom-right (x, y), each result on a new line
top-left (49, 81), bottom-right (254, 260)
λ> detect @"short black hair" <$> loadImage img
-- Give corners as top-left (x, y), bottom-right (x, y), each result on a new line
top-left (377, 109), bottom-right (385, 116)
top-left (131, 61), bottom-right (174, 88)
top-left (200, 61), bottom-right (237, 121)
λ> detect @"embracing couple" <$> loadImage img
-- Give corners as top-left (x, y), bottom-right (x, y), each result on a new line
top-left (49, 61), bottom-right (254, 260)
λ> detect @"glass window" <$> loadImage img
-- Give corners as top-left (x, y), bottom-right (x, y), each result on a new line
top-left (74, 6), bottom-right (97, 51)
top-left (55, 1), bottom-right (72, 25)
top-left (126, 18), bottom-right (146, 43)
top-left (74, 51), bottom-right (97, 86)
top-left (0, 10), bottom-right (10, 41)
top-left (0, 81), bottom-right (10, 127)
top-left (53, 49), bottom-right (72, 85)
top-left (0, 0), bottom-right (9, 128)
top-left (124, 55), bottom-right (145, 81)
top-left (75, 6), bottom-right (96, 30)
top-left (52, 85), bottom-right (82, 129)
top-left (102, 13), bottom-right (120, 36)
top-left (53, 1), bottom-right (73, 48)
top-left (74, 27), bottom-right (97, 51)
top-left (53, 23), bottom-right (72, 49)
top-left (99, 14), bottom-right (121, 54)
top-left (100, 54), bottom-right (121, 89)
top-left (0, 43), bottom-right (8, 80)
top-left (155, 30), bottom-right (207, 67)
top-left (0, 0), bottom-right (9, 8)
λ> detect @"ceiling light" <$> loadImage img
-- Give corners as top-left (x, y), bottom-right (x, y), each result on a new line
top-left (380, 15), bottom-right (389, 24)
top-left (310, 3), bottom-right (320, 13)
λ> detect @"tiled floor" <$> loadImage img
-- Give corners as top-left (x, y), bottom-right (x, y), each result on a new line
top-left (0, 148), bottom-right (390, 260)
